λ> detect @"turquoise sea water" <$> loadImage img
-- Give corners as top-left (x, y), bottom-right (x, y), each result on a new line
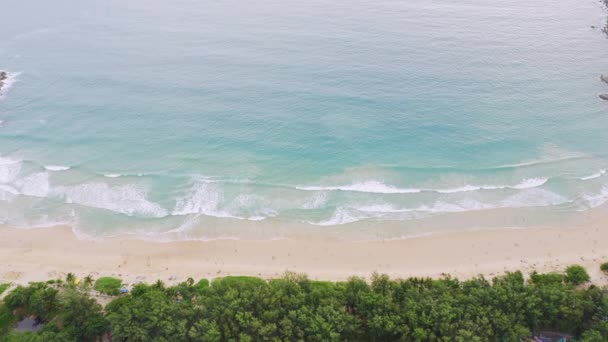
top-left (1, 0), bottom-right (608, 239)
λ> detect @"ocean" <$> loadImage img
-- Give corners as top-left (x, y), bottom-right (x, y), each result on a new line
top-left (1, 0), bottom-right (608, 240)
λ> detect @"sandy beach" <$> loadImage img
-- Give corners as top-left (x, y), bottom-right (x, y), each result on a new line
top-left (1, 204), bottom-right (607, 287)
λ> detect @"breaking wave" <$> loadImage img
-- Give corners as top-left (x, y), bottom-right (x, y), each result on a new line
top-left (582, 186), bottom-right (608, 209)
top-left (581, 169), bottom-right (606, 181)
top-left (56, 183), bottom-right (168, 218)
top-left (172, 182), bottom-right (225, 216)
top-left (172, 181), bottom-right (275, 221)
top-left (0, 155), bottom-right (607, 230)
top-left (297, 180), bottom-right (420, 194)
top-left (15, 172), bottom-right (50, 197)
top-left (44, 165), bottom-right (71, 171)
top-left (313, 188), bottom-right (569, 225)
top-left (297, 178), bottom-right (548, 195)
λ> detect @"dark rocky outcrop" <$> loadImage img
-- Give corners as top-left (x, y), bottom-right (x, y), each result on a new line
top-left (600, 94), bottom-right (608, 101)
top-left (0, 71), bottom-right (6, 93)
top-left (604, 0), bottom-right (608, 37)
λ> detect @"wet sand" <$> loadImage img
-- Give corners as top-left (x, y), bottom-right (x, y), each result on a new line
top-left (1, 205), bottom-right (607, 286)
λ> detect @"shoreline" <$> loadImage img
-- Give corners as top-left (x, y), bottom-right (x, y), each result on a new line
top-left (2, 204), bottom-right (608, 286)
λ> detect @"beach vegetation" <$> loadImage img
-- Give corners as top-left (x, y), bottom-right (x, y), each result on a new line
top-left (93, 277), bottom-right (122, 296)
top-left (65, 273), bottom-right (76, 286)
top-left (0, 304), bottom-right (17, 338)
top-left (2, 331), bottom-right (40, 342)
top-left (107, 284), bottom-right (189, 341)
top-left (0, 284), bottom-right (9, 296)
top-left (565, 265), bottom-right (591, 285)
top-left (82, 275), bottom-right (94, 289)
top-left (581, 329), bottom-right (606, 342)
top-left (194, 278), bottom-right (210, 294)
top-left (1, 265), bottom-right (608, 341)
top-left (55, 287), bottom-right (109, 341)
top-left (529, 271), bottom-right (564, 286)
top-left (3, 282), bottom-right (59, 323)
top-left (2, 285), bottom-right (107, 342)
top-left (600, 262), bottom-right (608, 274)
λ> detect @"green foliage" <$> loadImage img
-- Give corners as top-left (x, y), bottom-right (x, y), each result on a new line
top-left (565, 265), bottom-right (591, 285)
top-left (0, 304), bottom-right (17, 338)
top-left (581, 329), bottom-right (606, 342)
top-left (82, 275), bottom-right (94, 289)
top-left (0, 284), bottom-right (9, 296)
top-left (1, 285), bottom-right (109, 341)
top-left (211, 276), bottom-right (267, 289)
top-left (65, 273), bottom-right (76, 286)
top-left (600, 262), bottom-right (608, 274)
top-left (529, 271), bottom-right (564, 286)
top-left (4, 267), bottom-right (608, 341)
top-left (3, 282), bottom-right (58, 322)
top-left (94, 277), bottom-right (122, 295)
top-left (4, 329), bottom-right (78, 341)
top-left (194, 278), bottom-right (210, 294)
top-left (106, 286), bottom-right (189, 341)
top-left (52, 288), bottom-right (109, 341)
top-left (2, 331), bottom-right (41, 342)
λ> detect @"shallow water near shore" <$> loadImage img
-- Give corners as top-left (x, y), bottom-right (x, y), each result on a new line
top-left (1, 0), bottom-right (608, 240)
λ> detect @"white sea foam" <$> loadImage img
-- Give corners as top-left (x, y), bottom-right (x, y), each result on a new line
top-left (354, 204), bottom-right (413, 213)
top-left (0, 184), bottom-right (19, 201)
top-left (582, 186), bottom-right (608, 208)
top-left (0, 71), bottom-right (21, 98)
top-left (315, 207), bottom-right (362, 226)
top-left (0, 156), bottom-right (22, 184)
top-left (103, 172), bottom-right (154, 178)
top-left (311, 188), bottom-right (567, 226)
top-left (172, 182), bottom-right (225, 216)
top-left (0, 153), bottom-right (592, 230)
top-left (173, 181), bottom-right (272, 220)
top-left (297, 177), bottom-right (548, 195)
top-left (44, 165), bottom-right (70, 171)
top-left (302, 191), bottom-right (328, 209)
top-left (501, 188), bottom-right (567, 208)
top-left (435, 185), bottom-right (495, 194)
top-left (511, 177), bottom-right (548, 189)
top-left (297, 180), bottom-right (420, 194)
top-left (580, 169), bottom-right (606, 181)
top-left (415, 199), bottom-right (493, 213)
top-left (0, 184), bottom-right (20, 195)
top-left (16, 172), bottom-right (50, 197)
top-left (492, 155), bottom-right (586, 169)
top-left (429, 177), bottom-right (547, 193)
top-left (229, 194), bottom-right (276, 219)
top-left (422, 189), bottom-right (565, 213)
top-left (56, 183), bottom-right (168, 217)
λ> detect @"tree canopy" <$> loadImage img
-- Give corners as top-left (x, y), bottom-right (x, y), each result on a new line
top-left (1, 267), bottom-right (608, 341)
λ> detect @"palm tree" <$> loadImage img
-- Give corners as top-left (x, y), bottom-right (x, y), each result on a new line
top-left (186, 277), bottom-right (195, 286)
top-left (154, 279), bottom-right (166, 290)
top-left (83, 275), bottom-right (94, 289)
top-left (66, 272), bottom-right (76, 285)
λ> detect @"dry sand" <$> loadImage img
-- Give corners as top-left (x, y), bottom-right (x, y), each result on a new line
top-left (1, 205), bottom-right (607, 287)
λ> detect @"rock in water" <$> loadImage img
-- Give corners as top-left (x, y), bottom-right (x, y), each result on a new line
top-left (0, 71), bottom-right (6, 93)
top-left (600, 94), bottom-right (608, 101)
top-left (601, 74), bottom-right (608, 85)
